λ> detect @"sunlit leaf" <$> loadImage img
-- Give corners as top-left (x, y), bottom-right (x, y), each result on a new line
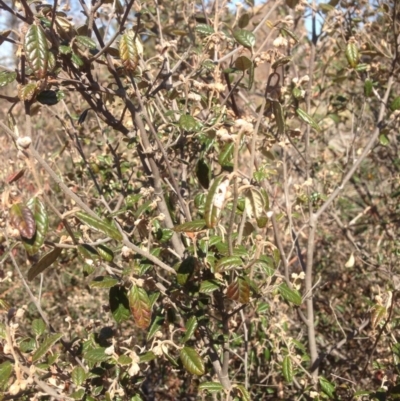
top-left (75, 211), bottom-right (122, 241)
top-left (319, 376), bottom-right (335, 398)
top-left (71, 366), bottom-right (87, 386)
top-left (90, 276), bottom-right (119, 289)
top-left (215, 255), bottom-right (242, 272)
top-left (181, 316), bottom-right (198, 343)
top-left (278, 283), bottom-right (302, 306)
top-left (282, 355), bottom-right (293, 383)
top-left (84, 348), bottom-right (110, 363)
top-left (96, 244), bottom-right (114, 262)
top-left (204, 175), bottom-right (229, 228)
top-left (233, 29), bottom-right (256, 49)
top-left (226, 278), bottom-right (250, 304)
top-left (174, 220), bottom-right (206, 233)
top-left (9, 203), bottom-right (36, 239)
top-left (0, 361), bottom-right (13, 391)
top-left (179, 114), bottom-right (197, 131)
top-left (199, 280), bottom-right (220, 293)
top-left (76, 35), bottom-right (97, 49)
top-left (119, 32), bottom-right (139, 72)
top-left (32, 318), bottom-right (46, 337)
top-left (23, 198), bottom-right (49, 255)
top-left (180, 347), bottom-right (205, 376)
top-left (345, 39), bottom-right (359, 68)
top-left (32, 333), bottom-right (63, 363)
top-left (236, 384), bottom-right (251, 401)
top-left (296, 108), bottom-right (321, 133)
top-left (195, 24), bottom-right (214, 35)
top-left (18, 83), bottom-right (37, 101)
top-left (0, 71), bottom-right (17, 87)
top-left (24, 24), bottom-right (49, 79)
top-left (371, 304), bottom-right (387, 329)
top-left (198, 381), bottom-right (224, 393)
top-left (129, 285), bottom-right (152, 329)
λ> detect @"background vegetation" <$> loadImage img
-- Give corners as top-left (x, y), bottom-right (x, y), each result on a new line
top-left (0, 0), bottom-right (399, 400)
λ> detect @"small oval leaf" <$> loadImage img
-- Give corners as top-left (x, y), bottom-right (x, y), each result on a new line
top-left (180, 347), bottom-right (205, 376)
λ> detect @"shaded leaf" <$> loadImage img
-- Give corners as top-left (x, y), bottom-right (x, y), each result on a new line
top-left (390, 96), bottom-right (400, 111)
top-left (371, 304), bottom-right (387, 329)
top-left (27, 247), bottom-right (62, 281)
top-left (59, 45), bottom-right (72, 55)
top-left (37, 90), bottom-right (60, 106)
top-left (90, 276), bottom-right (119, 289)
top-left (129, 285), bottom-right (152, 329)
top-left (147, 314), bottom-right (165, 341)
top-left (9, 203), bottom-right (36, 239)
top-left (71, 53), bottom-right (84, 67)
top-left (32, 333), bottom-right (63, 363)
top-left (196, 159), bottom-right (210, 189)
top-left (176, 256), bottom-right (197, 285)
top-left (226, 278), bottom-right (250, 304)
top-left (96, 244), bottom-right (114, 262)
top-left (139, 351), bottom-right (156, 363)
top-left (24, 24), bottom-right (49, 79)
top-left (272, 56), bottom-right (292, 70)
top-left (272, 101), bottom-right (285, 136)
top-left (247, 61), bottom-right (254, 90)
top-left (181, 316), bottom-right (198, 343)
top-left (235, 56), bottom-right (252, 71)
top-left (75, 211), bottom-right (122, 241)
top-left (180, 347), bottom-right (205, 376)
top-left (109, 285), bottom-right (130, 323)
top-left (233, 29), bottom-right (256, 48)
top-left (238, 13), bottom-right (250, 28)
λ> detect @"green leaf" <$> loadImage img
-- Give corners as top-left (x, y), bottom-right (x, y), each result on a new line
top-left (84, 347), bottom-right (110, 363)
top-left (233, 29), bottom-right (256, 49)
top-left (236, 384), bottom-right (251, 401)
top-left (278, 283), bottom-right (302, 306)
top-left (319, 376), bottom-right (335, 398)
top-left (117, 355), bottom-right (133, 365)
top-left (215, 256), bottom-right (242, 272)
top-left (70, 388), bottom-right (85, 400)
top-left (27, 247), bottom-right (62, 281)
top-left (0, 361), bottom-right (13, 390)
top-left (195, 24), bottom-right (215, 35)
top-left (119, 32), bottom-right (139, 72)
top-left (181, 316), bottom-right (198, 343)
top-left (147, 314), bottom-right (165, 341)
top-left (59, 45), bottom-right (72, 55)
top-left (199, 280), bottom-right (220, 293)
top-left (128, 285), bottom-right (152, 329)
top-left (139, 351), bottom-right (156, 363)
top-left (218, 143), bottom-right (234, 167)
top-left (71, 52), bottom-right (84, 67)
top-left (345, 40), bottom-right (359, 68)
top-left (390, 96), bottom-right (400, 111)
top-left (174, 219), bottom-right (206, 233)
top-left (198, 381), bottom-right (224, 393)
top-left (179, 114), bottom-right (197, 131)
top-left (235, 56), bottom-right (252, 71)
top-left (176, 256), bottom-right (196, 285)
top-left (90, 276), bottom-right (119, 289)
top-left (180, 347), bottom-right (205, 376)
top-left (296, 108), bottom-right (321, 133)
top-left (238, 13), bottom-right (250, 28)
top-left (76, 35), bottom-right (97, 49)
top-left (32, 333), bottom-right (63, 363)
top-left (364, 79), bottom-right (373, 97)
top-left (71, 366), bottom-right (87, 386)
top-left (379, 133), bottom-right (389, 146)
top-left (109, 285), bottom-right (130, 323)
top-left (282, 355), bottom-right (293, 383)
top-left (37, 90), bottom-right (60, 106)
top-left (32, 319), bottom-right (46, 337)
top-left (280, 27), bottom-right (299, 43)
top-left (75, 211), bottom-right (122, 241)
top-left (96, 244), bottom-right (114, 262)
top-left (0, 71), bottom-right (17, 87)
top-left (22, 197), bottom-right (49, 256)
top-left (247, 61), bottom-right (254, 90)
top-left (18, 83), bottom-right (37, 101)
top-left (272, 56), bottom-right (292, 69)
top-left (24, 24), bottom-right (49, 79)
top-left (273, 101), bottom-right (285, 136)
